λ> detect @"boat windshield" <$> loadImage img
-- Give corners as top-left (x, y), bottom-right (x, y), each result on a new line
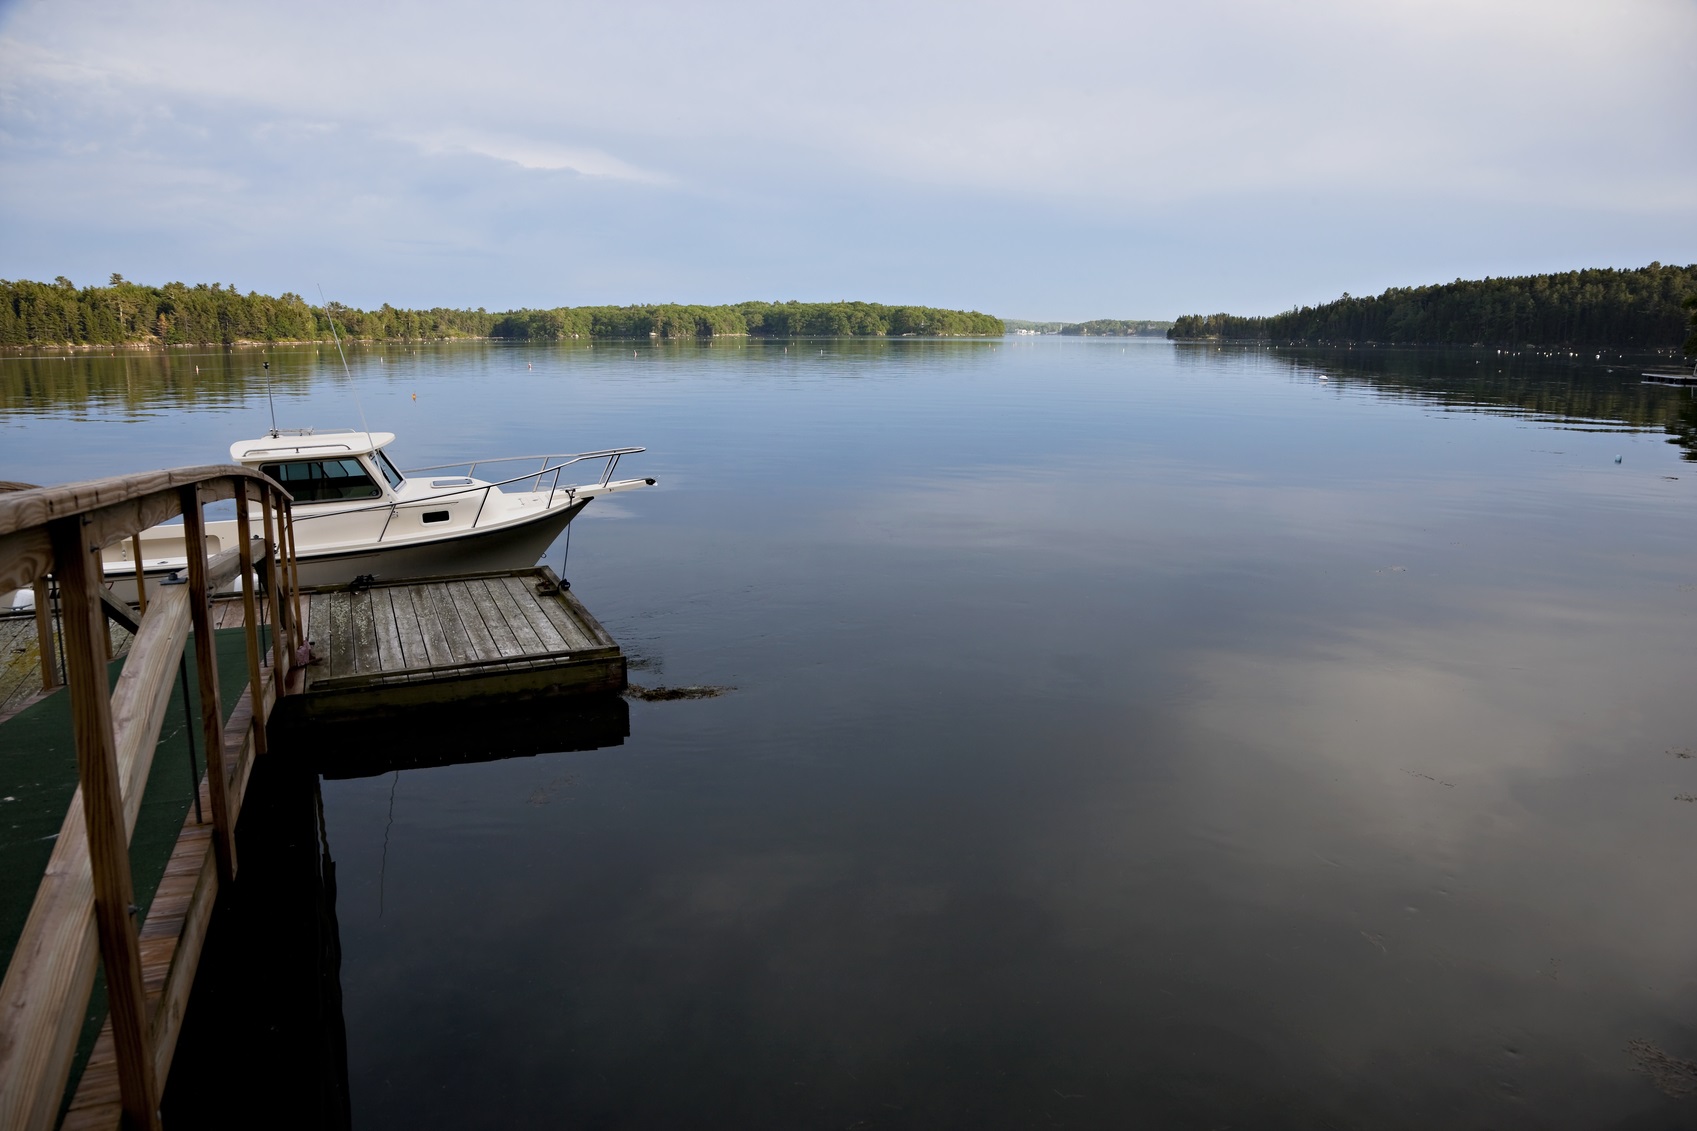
top-left (261, 458), bottom-right (383, 503)
top-left (374, 449), bottom-right (406, 490)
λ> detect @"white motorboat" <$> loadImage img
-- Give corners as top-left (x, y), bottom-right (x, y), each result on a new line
top-left (10, 427), bottom-right (654, 608)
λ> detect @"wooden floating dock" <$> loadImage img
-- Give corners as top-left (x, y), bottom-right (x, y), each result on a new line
top-left (295, 566), bottom-right (624, 721)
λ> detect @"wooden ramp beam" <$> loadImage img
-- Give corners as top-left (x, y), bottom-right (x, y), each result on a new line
top-left (61, 674), bottom-right (276, 1130)
top-left (50, 522), bottom-right (159, 1129)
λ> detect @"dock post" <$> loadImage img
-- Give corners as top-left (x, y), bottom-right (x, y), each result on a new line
top-left (260, 485), bottom-right (288, 680)
top-left (131, 532), bottom-right (148, 614)
top-left (46, 519), bottom-right (162, 1131)
top-left (32, 576), bottom-right (59, 691)
top-left (181, 485), bottom-right (237, 884)
top-left (236, 487), bottom-right (267, 757)
top-left (283, 507), bottom-right (305, 654)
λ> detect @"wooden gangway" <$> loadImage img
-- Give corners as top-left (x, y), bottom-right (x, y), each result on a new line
top-left (0, 465), bottom-right (304, 1131)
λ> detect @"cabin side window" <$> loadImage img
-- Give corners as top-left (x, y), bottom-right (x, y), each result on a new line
top-left (374, 449), bottom-right (406, 491)
top-left (260, 458), bottom-right (384, 503)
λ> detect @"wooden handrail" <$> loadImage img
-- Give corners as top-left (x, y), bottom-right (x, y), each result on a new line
top-left (0, 464), bottom-right (291, 595)
top-left (0, 465), bottom-right (283, 538)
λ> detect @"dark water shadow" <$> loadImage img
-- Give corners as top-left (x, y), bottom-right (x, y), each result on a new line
top-left (158, 755), bottom-right (352, 1130)
top-left (288, 694), bottom-right (630, 780)
top-left (159, 693), bottom-right (633, 1123)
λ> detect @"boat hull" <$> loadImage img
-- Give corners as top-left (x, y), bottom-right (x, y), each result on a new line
top-left (290, 498), bottom-right (588, 588)
top-left (79, 497), bottom-right (591, 607)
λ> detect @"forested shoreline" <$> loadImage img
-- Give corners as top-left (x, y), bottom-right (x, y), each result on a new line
top-left (1060, 319), bottom-right (1173, 336)
top-left (1169, 264), bottom-right (1697, 351)
top-left (490, 300), bottom-right (1003, 340)
top-left (1003, 318), bottom-right (1173, 335)
top-left (0, 276), bottom-right (1003, 347)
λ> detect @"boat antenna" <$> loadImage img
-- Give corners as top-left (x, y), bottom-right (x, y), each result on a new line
top-left (262, 359), bottom-right (279, 436)
top-left (317, 284), bottom-right (371, 440)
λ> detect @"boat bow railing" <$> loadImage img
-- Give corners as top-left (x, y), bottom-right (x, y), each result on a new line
top-left (284, 448), bottom-right (649, 534)
top-left (405, 447), bottom-right (645, 495)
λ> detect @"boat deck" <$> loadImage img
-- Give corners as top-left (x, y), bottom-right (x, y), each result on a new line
top-left (296, 567), bottom-right (625, 721)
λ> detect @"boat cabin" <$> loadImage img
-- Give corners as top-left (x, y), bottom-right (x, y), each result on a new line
top-left (230, 430), bottom-right (404, 505)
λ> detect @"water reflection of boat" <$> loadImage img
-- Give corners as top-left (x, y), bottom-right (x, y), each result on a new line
top-left (11, 427), bottom-right (654, 608)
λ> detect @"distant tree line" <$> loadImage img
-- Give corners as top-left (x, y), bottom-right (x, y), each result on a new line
top-left (1059, 319), bottom-right (1173, 336)
top-left (1169, 264), bottom-right (1697, 349)
top-left (488, 300), bottom-right (1002, 340)
top-left (1003, 318), bottom-right (1173, 335)
top-left (0, 276), bottom-right (496, 346)
top-left (0, 277), bottom-right (1001, 346)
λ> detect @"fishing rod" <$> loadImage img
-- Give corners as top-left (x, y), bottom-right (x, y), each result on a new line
top-left (263, 360), bottom-right (279, 436)
top-left (317, 284), bottom-right (371, 439)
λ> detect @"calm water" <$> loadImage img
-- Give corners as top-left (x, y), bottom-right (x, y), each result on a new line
top-left (5, 339), bottom-right (1696, 1128)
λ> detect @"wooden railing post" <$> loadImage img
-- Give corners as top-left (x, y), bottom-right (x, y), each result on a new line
top-left (235, 488), bottom-right (267, 757)
top-left (180, 486), bottom-right (236, 884)
top-left (131, 532), bottom-right (148, 615)
top-left (283, 507), bottom-right (304, 652)
top-left (32, 577), bottom-right (59, 691)
top-left (260, 485), bottom-right (288, 680)
top-left (46, 518), bottom-right (162, 1131)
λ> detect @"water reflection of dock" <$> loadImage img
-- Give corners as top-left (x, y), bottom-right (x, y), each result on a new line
top-left (1641, 367), bottom-right (1697, 386)
top-left (305, 693), bottom-right (629, 779)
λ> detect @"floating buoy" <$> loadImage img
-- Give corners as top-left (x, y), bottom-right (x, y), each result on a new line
top-left (1614, 455), bottom-right (1623, 463)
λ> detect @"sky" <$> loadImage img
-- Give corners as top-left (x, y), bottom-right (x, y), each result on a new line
top-left (0, 0), bottom-right (1694, 321)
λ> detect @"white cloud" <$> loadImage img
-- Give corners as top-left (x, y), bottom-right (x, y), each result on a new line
top-left (409, 131), bottom-right (662, 181)
top-left (6, 0), bottom-right (1693, 206)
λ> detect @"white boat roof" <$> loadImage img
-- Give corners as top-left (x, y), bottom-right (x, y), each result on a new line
top-left (231, 429), bottom-right (395, 464)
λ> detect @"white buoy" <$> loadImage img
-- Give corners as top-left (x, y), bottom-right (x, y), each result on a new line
top-left (1614, 455), bottom-right (1623, 463)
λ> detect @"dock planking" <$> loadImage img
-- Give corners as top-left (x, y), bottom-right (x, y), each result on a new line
top-left (0, 616), bottom-right (135, 725)
top-left (296, 567), bottom-right (624, 721)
